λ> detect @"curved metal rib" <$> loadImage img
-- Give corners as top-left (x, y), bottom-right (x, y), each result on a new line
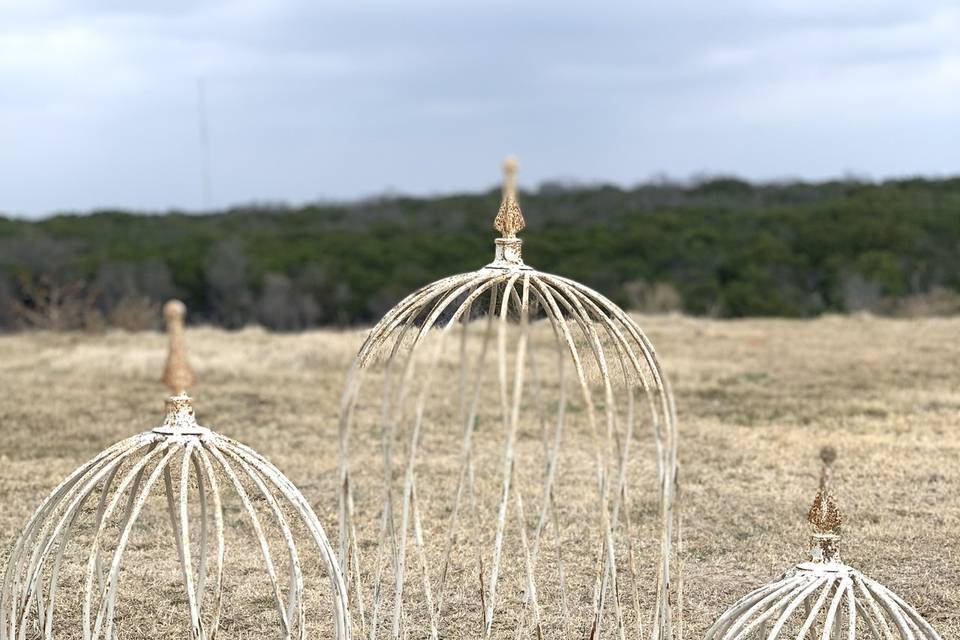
top-left (194, 444), bottom-right (226, 639)
top-left (708, 564), bottom-right (942, 640)
top-left (704, 576), bottom-right (797, 639)
top-left (217, 441), bottom-right (306, 637)
top-left (89, 442), bottom-right (180, 640)
top-left (13, 438), bottom-right (155, 640)
top-left (205, 442), bottom-right (291, 637)
top-left (221, 437), bottom-right (351, 640)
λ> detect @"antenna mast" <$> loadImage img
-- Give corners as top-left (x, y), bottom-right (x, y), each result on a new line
top-left (197, 77), bottom-right (211, 211)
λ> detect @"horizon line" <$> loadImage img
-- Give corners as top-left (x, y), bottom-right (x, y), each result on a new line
top-left (4, 170), bottom-right (959, 222)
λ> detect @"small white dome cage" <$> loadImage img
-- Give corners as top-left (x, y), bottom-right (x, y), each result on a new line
top-left (338, 159), bottom-right (680, 639)
top-left (1, 302), bottom-right (350, 640)
top-left (704, 449), bottom-right (941, 640)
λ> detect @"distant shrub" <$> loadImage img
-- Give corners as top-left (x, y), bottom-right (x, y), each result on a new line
top-left (11, 273), bottom-right (102, 331)
top-left (896, 287), bottom-right (960, 317)
top-left (108, 295), bottom-right (160, 331)
top-left (623, 280), bottom-right (683, 314)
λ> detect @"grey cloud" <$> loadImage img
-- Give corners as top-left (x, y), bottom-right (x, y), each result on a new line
top-left (0, 0), bottom-right (957, 217)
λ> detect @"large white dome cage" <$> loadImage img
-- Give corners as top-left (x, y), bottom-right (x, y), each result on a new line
top-left (704, 448), bottom-right (942, 640)
top-left (337, 159), bottom-right (680, 639)
top-left (1, 302), bottom-right (350, 640)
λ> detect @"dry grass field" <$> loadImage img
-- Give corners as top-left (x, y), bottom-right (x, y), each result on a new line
top-left (1, 315), bottom-right (958, 637)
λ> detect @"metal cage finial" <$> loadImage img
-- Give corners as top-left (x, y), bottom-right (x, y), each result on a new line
top-left (162, 298), bottom-right (196, 393)
top-left (339, 158), bottom-right (679, 639)
top-left (704, 447), bottom-right (942, 640)
top-left (808, 447), bottom-right (842, 564)
top-left (2, 304), bottom-right (350, 639)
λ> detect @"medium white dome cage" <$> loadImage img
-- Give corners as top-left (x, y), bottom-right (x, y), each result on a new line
top-left (1, 302), bottom-right (350, 640)
top-left (337, 159), bottom-right (680, 639)
top-left (704, 449), bottom-right (941, 640)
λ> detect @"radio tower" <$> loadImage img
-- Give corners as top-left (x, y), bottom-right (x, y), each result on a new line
top-left (197, 77), bottom-right (211, 211)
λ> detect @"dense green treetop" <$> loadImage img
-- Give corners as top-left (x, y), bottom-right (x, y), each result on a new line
top-left (1, 176), bottom-right (959, 330)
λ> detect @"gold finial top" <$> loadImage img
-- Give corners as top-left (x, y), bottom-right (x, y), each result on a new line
top-left (161, 299), bottom-right (196, 393)
top-left (163, 298), bottom-right (186, 322)
top-left (807, 488), bottom-right (842, 536)
top-left (807, 446), bottom-right (843, 562)
top-left (494, 155), bottom-right (525, 238)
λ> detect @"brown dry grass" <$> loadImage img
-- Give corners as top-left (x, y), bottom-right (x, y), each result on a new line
top-left (1, 315), bottom-right (958, 637)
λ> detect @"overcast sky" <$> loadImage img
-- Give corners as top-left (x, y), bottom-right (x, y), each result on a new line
top-left (1, 0), bottom-right (958, 217)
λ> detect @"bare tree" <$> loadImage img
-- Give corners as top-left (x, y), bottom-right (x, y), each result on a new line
top-left (12, 272), bottom-right (101, 331)
top-left (257, 272), bottom-right (324, 330)
top-left (0, 273), bottom-right (17, 330)
top-left (205, 239), bottom-right (254, 328)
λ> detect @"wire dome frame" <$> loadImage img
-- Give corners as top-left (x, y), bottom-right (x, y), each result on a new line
top-left (337, 160), bottom-right (680, 639)
top-left (704, 449), bottom-right (942, 640)
top-left (705, 563), bottom-right (941, 640)
top-left (1, 303), bottom-right (350, 640)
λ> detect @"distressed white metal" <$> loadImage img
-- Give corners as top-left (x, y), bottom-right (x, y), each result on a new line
top-left (704, 450), bottom-right (941, 640)
top-left (1, 394), bottom-right (351, 640)
top-left (337, 158), bottom-right (679, 639)
top-left (704, 562), bottom-right (941, 640)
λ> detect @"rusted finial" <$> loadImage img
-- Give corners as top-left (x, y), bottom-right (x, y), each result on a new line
top-left (154, 391), bottom-right (207, 435)
top-left (493, 156), bottom-right (525, 238)
top-left (161, 299), bottom-right (196, 393)
top-left (807, 446), bottom-right (842, 562)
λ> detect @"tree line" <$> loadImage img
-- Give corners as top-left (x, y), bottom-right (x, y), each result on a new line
top-left (1, 175), bottom-right (959, 331)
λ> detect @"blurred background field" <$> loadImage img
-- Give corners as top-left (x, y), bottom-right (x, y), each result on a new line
top-left (1, 316), bottom-right (957, 636)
